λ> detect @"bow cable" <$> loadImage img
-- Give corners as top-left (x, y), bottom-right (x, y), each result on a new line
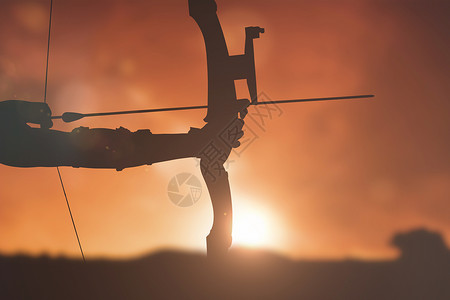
top-left (44, 0), bottom-right (86, 262)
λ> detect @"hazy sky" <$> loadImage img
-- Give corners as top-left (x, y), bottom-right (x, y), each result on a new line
top-left (0, 0), bottom-right (448, 260)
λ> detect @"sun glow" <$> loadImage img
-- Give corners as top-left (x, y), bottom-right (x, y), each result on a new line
top-left (232, 208), bottom-right (271, 248)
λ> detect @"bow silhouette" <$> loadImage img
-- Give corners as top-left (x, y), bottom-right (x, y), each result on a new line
top-left (42, 0), bottom-right (372, 260)
top-left (188, 0), bottom-right (266, 258)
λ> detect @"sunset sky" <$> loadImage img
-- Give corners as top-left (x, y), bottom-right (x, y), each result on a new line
top-left (0, 0), bottom-right (448, 260)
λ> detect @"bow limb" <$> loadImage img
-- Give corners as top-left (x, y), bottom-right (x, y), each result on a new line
top-left (189, 0), bottom-right (238, 258)
top-left (200, 161), bottom-right (233, 258)
top-left (189, 0), bottom-right (238, 121)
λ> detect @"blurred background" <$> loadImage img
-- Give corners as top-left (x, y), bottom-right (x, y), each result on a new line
top-left (0, 0), bottom-right (448, 260)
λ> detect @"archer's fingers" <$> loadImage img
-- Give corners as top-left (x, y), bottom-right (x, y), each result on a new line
top-left (236, 99), bottom-right (250, 119)
top-left (40, 119), bottom-right (53, 130)
top-left (9, 101), bottom-right (53, 128)
top-left (234, 118), bottom-right (245, 130)
top-left (240, 108), bottom-right (248, 119)
top-left (33, 103), bottom-right (53, 129)
top-left (230, 119), bottom-right (245, 148)
top-left (232, 133), bottom-right (244, 148)
top-left (235, 130), bottom-right (244, 140)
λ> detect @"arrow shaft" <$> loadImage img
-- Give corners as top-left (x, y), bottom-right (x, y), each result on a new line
top-left (256, 94), bottom-right (373, 105)
top-left (51, 104), bottom-right (208, 120)
top-left (51, 94), bottom-right (374, 121)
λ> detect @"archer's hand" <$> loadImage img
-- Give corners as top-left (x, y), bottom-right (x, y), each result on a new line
top-left (0, 100), bottom-right (53, 129)
top-left (195, 99), bottom-right (250, 163)
top-left (230, 98), bottom-right (251, 147)
top-left (202, 98), bottom-right (249, 145)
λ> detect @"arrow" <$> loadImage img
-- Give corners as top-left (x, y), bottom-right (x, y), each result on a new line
top-left (52, 94), bottom-right (374, 123)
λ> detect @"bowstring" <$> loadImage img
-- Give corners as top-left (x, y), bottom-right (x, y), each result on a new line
top-left (44, 0), bottom-right (86, 262)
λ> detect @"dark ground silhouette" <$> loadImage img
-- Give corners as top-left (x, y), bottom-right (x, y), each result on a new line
top-left (0, 228), bottom-right (448, 300)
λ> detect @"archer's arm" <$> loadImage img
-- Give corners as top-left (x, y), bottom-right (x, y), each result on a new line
top-left (0, 100), bottom-right (248, 170)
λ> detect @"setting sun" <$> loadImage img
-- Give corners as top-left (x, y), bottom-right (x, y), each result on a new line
top-left (232, 208), bottom-right (271, 248)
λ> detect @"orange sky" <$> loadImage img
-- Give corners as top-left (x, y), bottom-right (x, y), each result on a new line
top-left (0, 0), bottom-right (449, 260)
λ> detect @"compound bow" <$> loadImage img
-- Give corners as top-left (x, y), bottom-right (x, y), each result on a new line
top-left (45, 0), bottom-right (373, 259)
